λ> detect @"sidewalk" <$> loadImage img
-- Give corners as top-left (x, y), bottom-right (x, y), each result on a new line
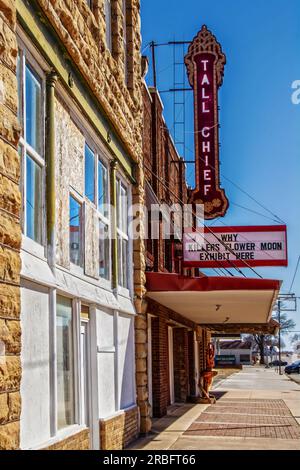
top-left (128, 367), bottom-right (300, 450)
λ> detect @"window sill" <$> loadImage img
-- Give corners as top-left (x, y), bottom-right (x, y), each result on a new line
top-left (117, 285), bottom-right (131, 298)
top-left (29, 424), bottom-right (89, 450)
top-left (22, 235), bottom-right (46, 260)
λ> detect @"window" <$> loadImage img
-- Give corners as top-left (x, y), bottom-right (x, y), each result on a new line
top-left (98, 158), bottom-right (110, 280)
top-left (56, 296), bottom-right (75, 430)
top-left (17, 47), bottom-right (44, 245)
top-left (105, 0), bottom-right (112, 51)
top-left (85, 144), bottom-right (95, 203)
top-left (86, 0), bottom-right (92, 8)
top-left (99, 220), bottom-right (110, 280)
top-left (98, 158), bottom-right (108, 216)
top-left (69, 195), bottom-right (83, 267)
top-left (116, 179), bottom-right (129, 288)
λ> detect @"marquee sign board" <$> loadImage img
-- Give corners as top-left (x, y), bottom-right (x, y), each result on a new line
top-left (185, 25), bottom-right (229, 219)
top-left (183, 225), bottom-right (288, 268)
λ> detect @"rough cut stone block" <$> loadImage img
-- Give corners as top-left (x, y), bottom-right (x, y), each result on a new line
top-left (0, 247), bottom-right (20, 284)
top-left (0, 421), bottom-right (19, 449)
top-left (0, 392), bottom-right (9, 423)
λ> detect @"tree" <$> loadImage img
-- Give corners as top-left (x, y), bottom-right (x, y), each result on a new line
top-left (245, 311), bottom-right (296, 365)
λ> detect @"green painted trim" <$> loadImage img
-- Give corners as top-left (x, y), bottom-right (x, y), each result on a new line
top-left (17, 0), bottom-right (134, 181)
top-left (110, 160), bottom-right (118, 290)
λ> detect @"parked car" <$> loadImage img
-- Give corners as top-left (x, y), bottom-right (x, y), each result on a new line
top-left (285, 360), bottom-right (300, 374)
top-left (269, 360), bottom-right (288, 367)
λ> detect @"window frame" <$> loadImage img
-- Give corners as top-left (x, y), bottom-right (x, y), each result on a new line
top-left (116, 177), bottom-right (129, 290)
top-left (84, 137), bottom-right (111, 282)
top-left (69, 191), bottom-right (84, 271)
top-left (17, 38), bottom-right (46, 256)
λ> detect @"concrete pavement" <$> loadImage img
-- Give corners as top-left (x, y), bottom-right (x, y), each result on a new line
top-left (128, 367), bottom-right (300, 450)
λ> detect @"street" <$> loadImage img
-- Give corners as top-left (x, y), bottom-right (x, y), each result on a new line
top-left (129, 367), bottom-right (300, 450)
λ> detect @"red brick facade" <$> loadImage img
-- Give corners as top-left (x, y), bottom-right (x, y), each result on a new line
top-left (142, 84), bottom-right (211, 422)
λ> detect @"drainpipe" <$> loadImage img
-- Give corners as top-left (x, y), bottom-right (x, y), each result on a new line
top-left (46, 71), bottom-right (58, 273)
top-left (46, 71), bottom-right (58, 438)
top-left (110, 159), bottom-right (118, 292)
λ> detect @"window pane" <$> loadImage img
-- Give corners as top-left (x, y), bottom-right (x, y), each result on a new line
top-left (25, 64), bottom-right (42, 154)
top-left (118, 235), bottom-right (128, 288)
top-left (85, 144), bottom-right (95, 203)
top-left (56, 296), bottom-right (75, 430)
top-left (98, 159), bottom-right (108, 216)
top-left (26, 155), bottom-right (42, 244)
top-left (69, 196), bottom-right (82, 266)
top-left (120, 184), bottom-right (128, 233)
top-left (117, 235), bottom-right (122, 286)
top-left (122, 238), bottom-right (128, 288)
top-left (105, 0), bottom-right (112, 51)
top-left (99, 221), bottom-right (110, 280)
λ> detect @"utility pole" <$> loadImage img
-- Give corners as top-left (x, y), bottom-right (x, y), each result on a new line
top-left (150, 41), bottom-right (157, 89)
top-left (278, 299), bottom-right (282, 375)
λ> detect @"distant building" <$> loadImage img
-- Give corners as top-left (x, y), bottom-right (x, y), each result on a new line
top-left (218, 340), bottom-right (253, 365)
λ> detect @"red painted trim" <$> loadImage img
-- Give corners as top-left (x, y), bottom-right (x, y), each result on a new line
top-left (195, 225), bottom-right (287, 233)
top-left (183, 260), bottom-right (288, 268)
top-left (146, 272), bottom-right (281, 293)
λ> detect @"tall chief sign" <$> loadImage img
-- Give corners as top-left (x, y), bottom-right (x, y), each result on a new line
top-left (185, 25), bottom-right (228, 219)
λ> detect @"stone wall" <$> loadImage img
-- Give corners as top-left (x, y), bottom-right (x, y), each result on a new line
top-left (0, 1), bottom-right (22, 451)
top-left (42, 429), bottom-right (90, 450)
top-left (36, 0), bottom-right (143, 164)
top-left (100, 405), bottom-right (139, 449)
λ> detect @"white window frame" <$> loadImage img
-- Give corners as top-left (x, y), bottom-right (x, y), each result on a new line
top-left (49, 293), bottom-right (90, 442)
top-left (55, 82), bottom-right (113, 287)
top-left (17, 37), bottom-right (46, 258)
top-left (116, 177), bottom-right (130, 292)
top-left (69, 190), bottom-right (85, 274)
top-left (84, 138), bottom-right (112, 283)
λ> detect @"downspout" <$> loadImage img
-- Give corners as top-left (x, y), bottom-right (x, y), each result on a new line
top-left (46, 71), bottom-right (58, 273)
top-left (46, 71), bottom-right (58, 437)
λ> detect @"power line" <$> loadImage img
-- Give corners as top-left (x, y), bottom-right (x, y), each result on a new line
top-left (289, 255), bottom-right (300, 293)
top-left (143, 160), bottom-right (262, 278)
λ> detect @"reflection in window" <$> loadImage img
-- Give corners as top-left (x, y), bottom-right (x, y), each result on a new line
top-left (98, 159), bottom-right (108, 216)
top-left (25, 64), bottom-right (42, 154)
top-left (118, 235), bottom-right (128, 288)
top-left (99, 221), bottom-right (110, 280)
top-left (56, 296), bottom-right (75, 430)
top-left (69, 195), bottom-right (83, 267)
top-left (17, 47), bottom-right (44, 246)
top-left (85, 144), bottom-right (95, 203)
top-left (26, 155), bottom-right (42, 244)
top-left (116, 180), bottom-right (128, 288)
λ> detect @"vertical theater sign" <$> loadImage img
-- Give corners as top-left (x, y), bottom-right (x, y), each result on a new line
top-left (185, 25), bottom-right (229, 219)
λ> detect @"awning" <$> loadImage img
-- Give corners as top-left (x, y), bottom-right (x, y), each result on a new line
top-left (146, 273), bottom-right (281, 334)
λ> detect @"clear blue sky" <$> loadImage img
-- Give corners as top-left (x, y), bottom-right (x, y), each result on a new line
top-left (141, 0), bottom-right (300, 344)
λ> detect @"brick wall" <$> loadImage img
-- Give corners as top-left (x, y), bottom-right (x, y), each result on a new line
top-left (151, 317), bottom-right (168, 417)
top-left (173, 328), bottom-right (189, 402)
top-left (100, 406), bottom-right (139, 450)
top-left (42, 429), bottom-right (90, 450)
top-left (0, 0), bottom-right (22, 451)
top-left (188, 330), bottom-right (196, 396)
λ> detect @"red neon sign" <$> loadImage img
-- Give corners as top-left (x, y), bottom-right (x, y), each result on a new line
top-left (185, 25), bottom-right (229, 219)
